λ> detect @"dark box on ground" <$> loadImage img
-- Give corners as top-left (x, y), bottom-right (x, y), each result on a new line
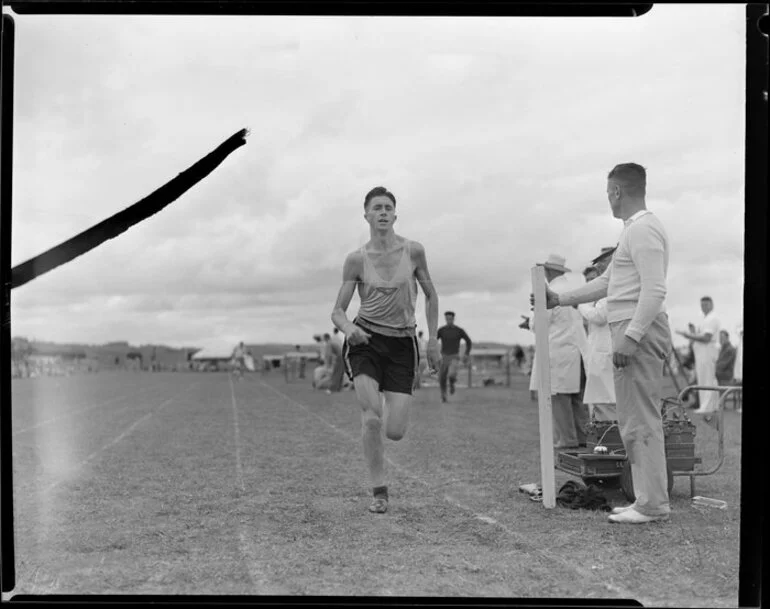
top-left (584, 418), bottom-right (697, 470)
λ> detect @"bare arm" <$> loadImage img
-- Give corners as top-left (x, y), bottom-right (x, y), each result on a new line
top-left (413, 241), bottom-right (441, 371)
top-left (331, 252), bottom-right (363, 335)
top-left (412, 241), bottom-right (439, 340)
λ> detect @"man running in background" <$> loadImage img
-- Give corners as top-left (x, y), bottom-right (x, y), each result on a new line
top-left (231, 341), bottom-right (246, 380)
top-left (437, 311), bottom-right (472, 402)
top-left (331, 186), bottom-right (441, 514)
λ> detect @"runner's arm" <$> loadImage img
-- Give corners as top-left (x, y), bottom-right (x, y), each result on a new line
top-left (413, 241), bottom-right (439, 340)
top-left (331, 252), bottom-right (363, 335)
top-left (460, 329), bottom-right (472, 356)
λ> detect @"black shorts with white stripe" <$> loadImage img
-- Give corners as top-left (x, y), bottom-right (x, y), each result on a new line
top-left (343, 323), bottom-right (419, 395)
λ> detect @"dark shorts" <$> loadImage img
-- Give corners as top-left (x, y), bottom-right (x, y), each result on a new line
top-left (343, 324), bottom-right (419, 395)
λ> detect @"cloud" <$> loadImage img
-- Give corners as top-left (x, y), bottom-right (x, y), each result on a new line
top-left (10, 7), bottom-right (745, 347)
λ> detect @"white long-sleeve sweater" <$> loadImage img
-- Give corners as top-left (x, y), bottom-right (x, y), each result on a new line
top-left (559, 210), bottom-right (669, 342)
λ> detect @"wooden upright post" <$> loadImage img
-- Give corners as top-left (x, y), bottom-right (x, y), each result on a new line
top-left (531, 265), bottom-right (556, 508)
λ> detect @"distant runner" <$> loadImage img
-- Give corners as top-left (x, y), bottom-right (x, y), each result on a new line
top-left (437, 311), bottom-right (472, 402)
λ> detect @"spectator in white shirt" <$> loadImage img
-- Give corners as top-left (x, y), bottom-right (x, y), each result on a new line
top-left (676, 296), bottom-right (720, 413)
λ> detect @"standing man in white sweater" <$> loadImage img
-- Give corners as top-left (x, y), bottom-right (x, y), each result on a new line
top-left (542, 163), bottom-right (671, 524)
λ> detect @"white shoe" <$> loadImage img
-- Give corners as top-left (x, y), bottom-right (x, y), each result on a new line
top-left (610, 504), bottom-right (635, 515)
top-left (608, 507), bottom-right (669, 524)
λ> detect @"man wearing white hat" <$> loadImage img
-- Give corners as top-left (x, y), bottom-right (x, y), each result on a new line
top-left (529, 254), bottom-right (590, 448)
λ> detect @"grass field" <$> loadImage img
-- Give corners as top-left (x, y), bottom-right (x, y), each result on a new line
top-left (8, 370), bottom-right (741, 604)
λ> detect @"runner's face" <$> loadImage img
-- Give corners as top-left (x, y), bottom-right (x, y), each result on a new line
top-left (365, 196), bottom-right (396, 230)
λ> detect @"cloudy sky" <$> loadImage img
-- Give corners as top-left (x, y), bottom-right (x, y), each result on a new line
top-left (8, 5), bottom-right (745, 349)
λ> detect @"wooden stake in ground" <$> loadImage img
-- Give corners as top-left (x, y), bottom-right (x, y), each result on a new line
top-left (531, 265), bottom-right (556, 508)
top-left (10, 128), bottom-right (250, 290)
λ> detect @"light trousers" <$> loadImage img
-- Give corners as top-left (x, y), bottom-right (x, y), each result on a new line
top-left (439, 354), bottom-right (459, 397)
top-left (610, 313), bottom-right (671, 516)
top-left (694, 353), bottom-right (719, 412)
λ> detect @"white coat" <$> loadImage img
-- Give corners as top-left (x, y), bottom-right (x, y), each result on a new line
top-left (529, 275), bottom-right (588, 395)
top-left (693, 310), bottom-right (720, 411)
top-left (578, 298), bottom-right (616, 404)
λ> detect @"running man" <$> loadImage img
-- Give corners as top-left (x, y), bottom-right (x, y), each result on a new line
top-left (437, 311), bottom-right (472, 402)
top-left (231, 341), bottom-right (246, 379)
top-left (331, 186), bottom-right (441, 514)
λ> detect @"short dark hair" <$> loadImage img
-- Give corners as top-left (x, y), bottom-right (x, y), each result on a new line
top-left (364, 186), bottom-right (396, 210)
top-left (608, 163), bottom-right (646, 197)
top-left (444, 311), bottom-right (455, 317)
top-left (323, 333), bottom-right (331, 340)
top-left (591, 246), bottom-right (617, 265)
top-left (701, 296), bottom-right (713, 302)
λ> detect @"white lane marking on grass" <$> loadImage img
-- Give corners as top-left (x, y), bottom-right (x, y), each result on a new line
top-left (42, 385), bottom-right (198, 494)
top-left (259, 380), bottom-right (642, 602)
top-left (441, 493), bottom-right (643, 599)
top-left (229, 375), bottom-right (290, 594)
top-left (475, 515), bottom-right (497, 525)
top-left (13, 384), bottom-right (162, 436)
top-left (228, 374), bottom-right (245, 492)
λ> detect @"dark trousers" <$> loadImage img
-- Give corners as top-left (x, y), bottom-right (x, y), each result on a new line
top-left (439, 354), bottom-right (459, 397)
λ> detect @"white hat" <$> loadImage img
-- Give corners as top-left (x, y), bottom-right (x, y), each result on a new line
top-left (537, 253), bottom-right (571, 273)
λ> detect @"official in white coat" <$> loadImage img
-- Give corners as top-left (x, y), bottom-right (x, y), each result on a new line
top-left (578, 249), bottom-right (617, 421)
top-left (529, 254), bottom-right (590, 448)
top-left (676, 296), bottom-right (720, 413)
